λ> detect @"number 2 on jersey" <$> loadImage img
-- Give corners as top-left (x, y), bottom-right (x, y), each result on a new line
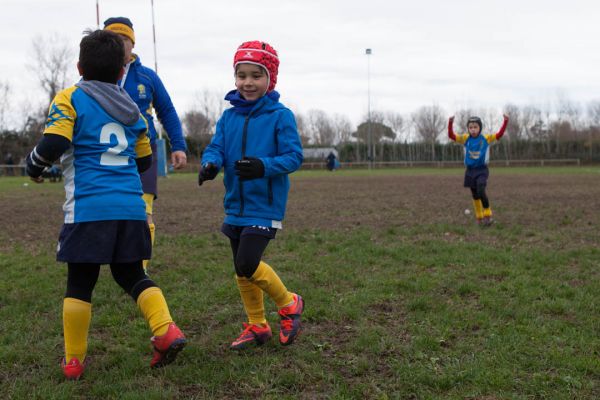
top-left (100, 122), bottom-right (129, 166)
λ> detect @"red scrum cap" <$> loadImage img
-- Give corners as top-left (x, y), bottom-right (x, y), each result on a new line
top-left (234, 41), bottom-right (279, 92)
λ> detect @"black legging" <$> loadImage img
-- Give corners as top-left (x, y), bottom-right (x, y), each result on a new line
top-left (470, 185), bottom-right (490, 209)
top-left (229, 235), bottom-right (271, 278)
top-left (65, 261), bottom-right (156, 303)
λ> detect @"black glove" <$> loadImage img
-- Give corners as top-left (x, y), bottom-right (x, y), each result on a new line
top-left (235, 157), bottom-right (265, 181)
top-left (198, 163), bottom-right (219, 186)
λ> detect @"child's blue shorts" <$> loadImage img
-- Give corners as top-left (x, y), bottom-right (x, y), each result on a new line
top-left (464, 166), bottom-right (489, 188)
top-left (57, 220), bottom-right (151, 264)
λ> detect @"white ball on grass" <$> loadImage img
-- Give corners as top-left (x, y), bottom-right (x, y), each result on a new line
top-left (464, 209), bottom-right (471, 215)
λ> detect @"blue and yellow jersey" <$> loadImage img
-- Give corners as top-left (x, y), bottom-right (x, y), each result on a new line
top-left (453, 133), bottom-right (498, 168)
top-left (44, 85), bottom-right (151, 223)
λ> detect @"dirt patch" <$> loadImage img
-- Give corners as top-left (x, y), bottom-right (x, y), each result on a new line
top-left (2, 172), bottom-right (599, 251)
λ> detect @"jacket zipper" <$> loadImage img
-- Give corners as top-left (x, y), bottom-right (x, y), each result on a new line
top-left (238, 103), bottom-right (266, 217)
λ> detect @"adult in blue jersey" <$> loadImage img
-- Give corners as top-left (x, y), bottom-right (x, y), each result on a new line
top-left (26, 30), bottom-right (185, 380)
top-left (104, 17), bottom-right (187, 270)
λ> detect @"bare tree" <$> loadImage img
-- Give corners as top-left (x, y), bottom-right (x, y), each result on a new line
top-left (384, 112), bottom-right (404, 139)
top-left (192, 89), bottom-right (227, 128)
top-left (503, 103), bottom-right (522, 139)
top-left (587, 100), bottom-right (600, 127)
top-left (307, 109), bottom-right (335, 146)
top-left (28, 33), bottom-right (76, 103)
top-left (293, 112), bottom-right (311, 146)
top-left (332, 113), bottom-right (353, 144)
top-left (0, 81), bottom-right (11, 131)
top-left (411, 104), bottom-right (445, 160)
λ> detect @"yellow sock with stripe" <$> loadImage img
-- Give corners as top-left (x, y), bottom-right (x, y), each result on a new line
top-left (473, 199), bottom-right (484, 220)
top-left (137, 287), bottom-right (172, 337)
top-left (236, 275), bottom-right (267, 325)
top-left (143, 222), bottom-right (155, 271)
top-left (63, 297), bottom-right (92, 363)
top-left (483, 206), bottom-right (493, 218)
top-left (249, 261), bottom-right (294, 308)
top-left (142, 193), bottom-right (154, 272)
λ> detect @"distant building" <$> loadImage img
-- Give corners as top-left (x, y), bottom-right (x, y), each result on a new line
top-left (303, 147), bottom-right (338, 161)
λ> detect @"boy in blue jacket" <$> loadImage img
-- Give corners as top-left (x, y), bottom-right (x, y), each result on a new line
top-left (198, 41), bottom-right (304, 349)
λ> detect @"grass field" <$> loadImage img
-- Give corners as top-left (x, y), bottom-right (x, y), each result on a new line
top-left (1, 167), bottom-right (600, 399)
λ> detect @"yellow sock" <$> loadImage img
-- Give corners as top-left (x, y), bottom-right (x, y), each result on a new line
top-left (137, 287), bottom-right (172, 336)
top-left (143, 222), bottom-right (155, 271)
top-left (236, 275), bottom-right (266, 325)
top-left (473, 199), bottom-right (484, 220)
top-left (142, 193), bottom-right (154, 272)
top-left (249, 261), bottom-right (294, 308)
top-left (63, 297), bottom-right (92, 363)
top-left (483, 207), bottom-right (493, 218)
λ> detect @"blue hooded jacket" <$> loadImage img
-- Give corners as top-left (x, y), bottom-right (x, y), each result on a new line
top-left (119, 55), bottom-right (187, 152)
top-left (202, 91), bottom-right (303, 227)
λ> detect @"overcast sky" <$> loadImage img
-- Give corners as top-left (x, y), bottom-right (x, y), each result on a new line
top-left (3, 0), bottom-right (600, 129)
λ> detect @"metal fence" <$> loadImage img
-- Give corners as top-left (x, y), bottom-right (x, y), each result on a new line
top-left (0, 158), bottom-right (583, 177)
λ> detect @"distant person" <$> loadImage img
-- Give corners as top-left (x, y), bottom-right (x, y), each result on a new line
top-left (25, 30), bottom-right (185, 380)
top-left (198, 40), bottom-right (305, 349)
top-left (448, 114), bottom-right (509, 226)
top-left (104, 17), bottom-right (187, 271)
top-left (5, 152), bottom-right (14, 176)
top-left (326, 151), bottom-right (339, 171)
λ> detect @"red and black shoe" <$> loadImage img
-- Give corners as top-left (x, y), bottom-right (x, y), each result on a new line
top-left (230, 323), bottom-right (272, 350)
top-left (150, 323), bottom-right (186, 368)
top-left (61, 357), bottom-right (86, 380)
top-left (278, 293), bottom-right (304, 346)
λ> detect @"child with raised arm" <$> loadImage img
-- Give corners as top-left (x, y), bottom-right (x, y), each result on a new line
top-left (26, 30), bottom-right (185, 380)
top-left (198, 40), bottom-right (305, 349)
top-left (448, 114), bottom-right (509, 226)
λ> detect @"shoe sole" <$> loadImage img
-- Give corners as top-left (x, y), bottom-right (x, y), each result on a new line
top-left (151, 338), bottom-right (187, 368)
top-left (230, 334), bottom-right (273, 350)
top-left (280, 297), bottom-right (305, 346)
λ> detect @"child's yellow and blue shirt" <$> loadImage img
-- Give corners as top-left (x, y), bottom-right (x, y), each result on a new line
top-left (43, 81), bottom-right (151, 223)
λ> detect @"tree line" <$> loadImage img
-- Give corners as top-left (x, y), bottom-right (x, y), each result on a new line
top-left (2, 35), bottom-right (599, 165)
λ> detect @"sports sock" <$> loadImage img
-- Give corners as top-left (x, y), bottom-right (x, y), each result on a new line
top-left (236, 275), bottom-right (266, 325)
top-left (63, 297), bottom-right (92, 363)
top-left (483, 206), bottom-right (493, 218)
top-left (137, 287), bottom-right (172, 337)
top-left (142, 193), bottom-right (155, 272)
top-left (473, 199), bottom-right (484, 220)
top-left (143, 222), bottom-right (155, 271)
top-left (249, 261), bottom-right (294, 308)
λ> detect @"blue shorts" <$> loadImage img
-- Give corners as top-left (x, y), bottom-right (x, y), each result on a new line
top-left (464, 166), bottom-right (489, 188)
top-left (57, 220), bottom-right (151, 264)
top-left (140, 142), bottom-right (158, 198)
top-left (221, 223), bottom-right (277, 240)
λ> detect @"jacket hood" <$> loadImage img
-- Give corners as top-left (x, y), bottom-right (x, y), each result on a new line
top-left (225, 90), bottom-right (285, 116)
top-left (76, 80), bottom-right (140, 126)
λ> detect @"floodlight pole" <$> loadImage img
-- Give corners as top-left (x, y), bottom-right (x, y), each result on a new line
top-left (151, 0), bottom-right (159, 74)
top-left (96, 0), bottom-right (100, 28)
top-left (366, 48), bottom-right (373, 169)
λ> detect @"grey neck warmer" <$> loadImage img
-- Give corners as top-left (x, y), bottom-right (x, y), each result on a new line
top-left (76, 80), bottom-right (140, 126)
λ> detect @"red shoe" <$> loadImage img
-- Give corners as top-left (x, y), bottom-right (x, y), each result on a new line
top-left (150, 323), bottom-right (186, 368)
top-left (230, 323), bottom-right (272, 350)
top-left (61, 357), bottom-right (86, 380)
top-left (278, 293), bottom-right (304, 346)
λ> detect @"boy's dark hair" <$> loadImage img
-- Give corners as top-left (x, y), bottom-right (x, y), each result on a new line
top-left (79, 30), bottom-right (124, 83)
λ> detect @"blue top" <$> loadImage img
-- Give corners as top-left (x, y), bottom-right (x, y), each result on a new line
top-left (42, 84), bottom-right (151, 223)
top-left (119, 55), bottom-right (187, 152)
top-left (201, 90), bottom-right (303, 227)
